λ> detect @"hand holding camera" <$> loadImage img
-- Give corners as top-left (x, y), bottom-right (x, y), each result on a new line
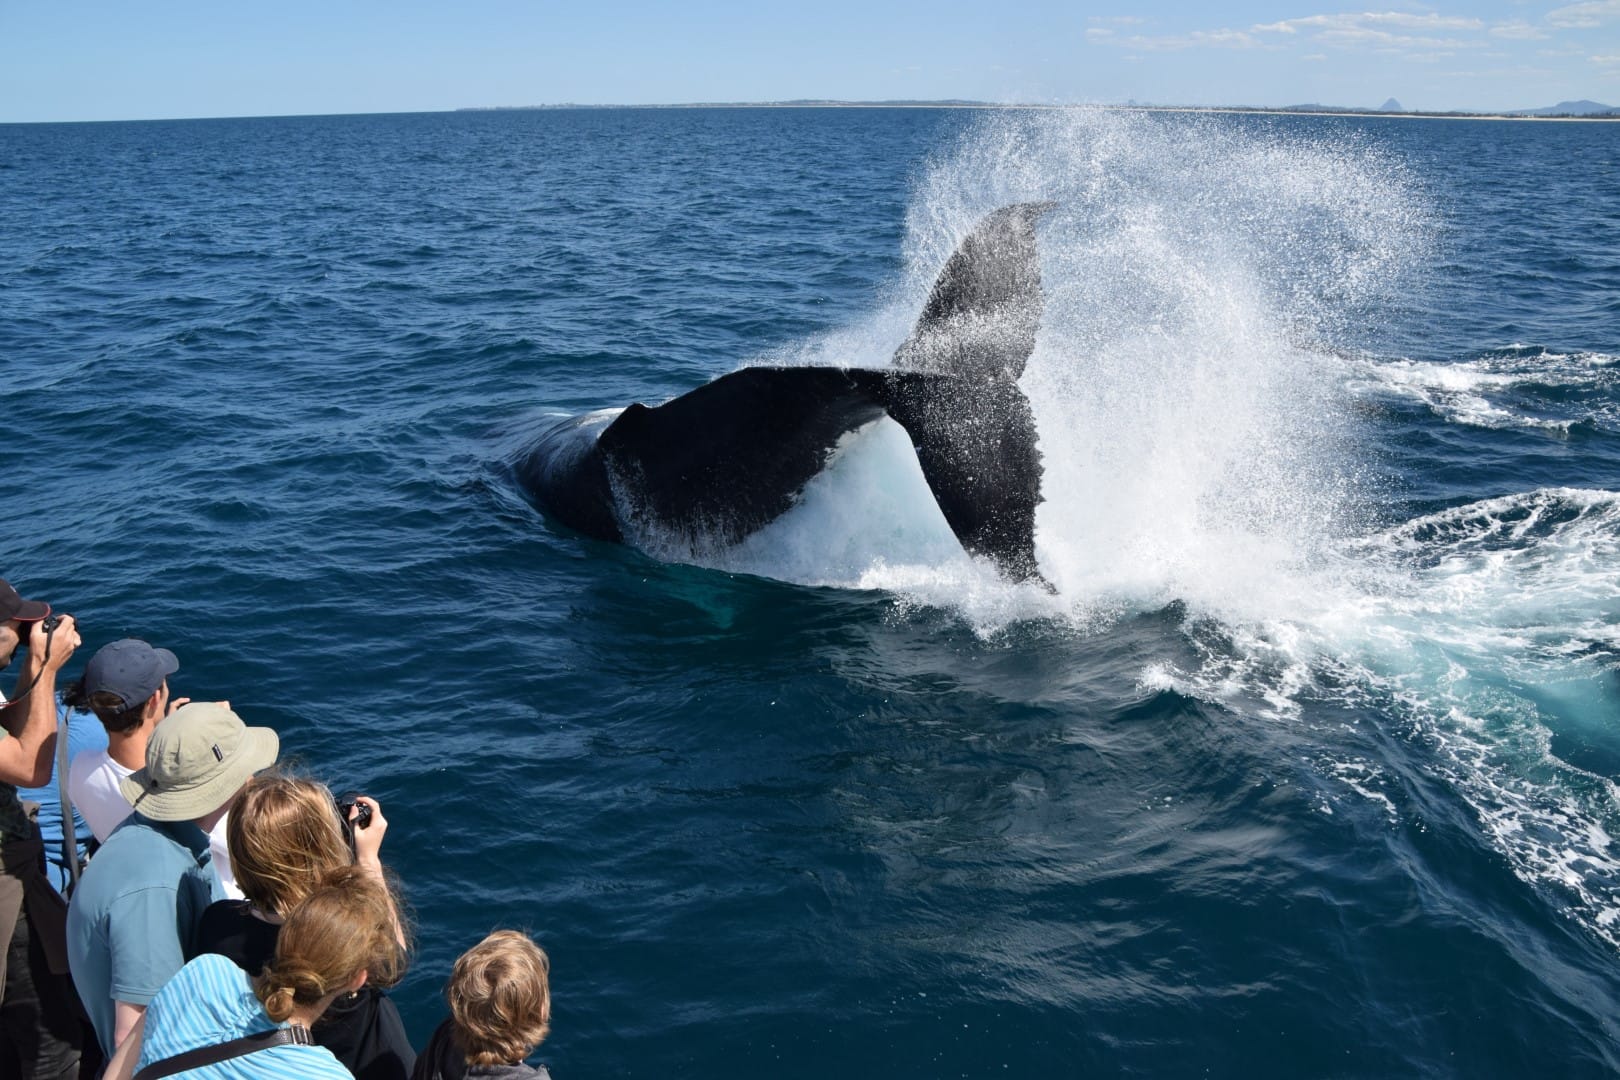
top-left (29, 613), bottom-right (80, 670)
top-left (335, 792), bottom-right (388, 869)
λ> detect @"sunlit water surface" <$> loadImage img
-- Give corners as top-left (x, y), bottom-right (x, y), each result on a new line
top-left (3, 108), bottom-right (1619, 1077)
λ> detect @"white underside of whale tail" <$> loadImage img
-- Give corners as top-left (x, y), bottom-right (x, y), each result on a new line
top-left (672, 419), bottom-right (1059, 616)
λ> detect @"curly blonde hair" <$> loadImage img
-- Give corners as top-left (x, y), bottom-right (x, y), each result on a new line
top-left (228, 772), bottom-right (353, 915)
top-left (254, 866), bottom-right (404, 1023)
top-left (448, 931), bottom-right (552, 1065)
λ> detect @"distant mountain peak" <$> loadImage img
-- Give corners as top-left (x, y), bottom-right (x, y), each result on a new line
top-left (1511, 99), bottom-right (1618, 116)
top-left (1378, 98), bottom-right (1403, 113)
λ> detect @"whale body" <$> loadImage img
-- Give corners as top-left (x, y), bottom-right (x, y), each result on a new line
top-left (515, 202), bottom-right (1055, 582)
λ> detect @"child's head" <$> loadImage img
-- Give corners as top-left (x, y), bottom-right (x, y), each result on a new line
top-left (447, 931), bottom-right (552, 1065)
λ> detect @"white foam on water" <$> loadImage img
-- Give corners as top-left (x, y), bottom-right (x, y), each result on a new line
top-left (1346, 349), bottom-right (1620, 432)
top-left (1159, 489), bottom-right (1620, 948)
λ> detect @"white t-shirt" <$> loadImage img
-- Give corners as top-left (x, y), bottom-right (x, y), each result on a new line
top-left (67, 747), bottom-right (244, 899)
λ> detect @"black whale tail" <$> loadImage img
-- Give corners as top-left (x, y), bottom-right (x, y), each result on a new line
top-left (872, 366), bottom-right (1044, 582)
top-left (876, 200), bottom-right (1056, 580)
top-left (520, 202), bottom-right (1055, 582)
top-left (893, 201), bottom-right (1055, 382)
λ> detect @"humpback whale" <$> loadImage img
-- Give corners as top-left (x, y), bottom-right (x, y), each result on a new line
top-left (515, 202), bottom-right (1055, 582)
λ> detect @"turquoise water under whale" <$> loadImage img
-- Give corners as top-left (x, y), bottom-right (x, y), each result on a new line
top-left (3, 107), bottom-right (1619, 1077)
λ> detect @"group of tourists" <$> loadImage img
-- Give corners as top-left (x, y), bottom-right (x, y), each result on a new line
top-left (0, 579), bottom-right (554, 1080)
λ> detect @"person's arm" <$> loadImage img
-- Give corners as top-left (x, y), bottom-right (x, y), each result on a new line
top-left (0, 616), bottom-right (80, 786)
top-left (349, 797), bottom-right (407, 950)
top-left (113, 1001), bottom-right (147, 1055)
top-left (103, 1011), bottom-right (146, 1080)
top-left (107, 886), bottom-right (183, 1050)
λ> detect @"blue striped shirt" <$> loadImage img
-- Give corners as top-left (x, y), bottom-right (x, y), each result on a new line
top-left (137, 954), bottom-right (352, 1080)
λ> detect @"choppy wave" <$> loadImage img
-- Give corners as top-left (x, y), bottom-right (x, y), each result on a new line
top-left (1348, 347), bottom-right (1620, 432)
top-left (1148, 488), bottom-right (1620, 947)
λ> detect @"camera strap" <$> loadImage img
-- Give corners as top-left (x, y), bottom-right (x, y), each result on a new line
top-left (54, 703), bottom-right (79, 896)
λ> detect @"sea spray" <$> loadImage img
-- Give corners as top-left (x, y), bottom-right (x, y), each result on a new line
top-left (719, 110), bottom-right (1620, 954)
top-left (735, 108), bottom-right (1428, 631)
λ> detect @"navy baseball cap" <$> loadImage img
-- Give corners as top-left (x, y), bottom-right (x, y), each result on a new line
top-left (83, 639), bottom-right (179, 711)
top-left (0, 580), bottom-right (49, 623)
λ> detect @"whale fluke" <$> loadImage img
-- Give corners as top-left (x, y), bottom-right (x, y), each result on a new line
top-left (894, 201), bottom-right (1056, 381)
top-left (515, 202), bottom-right (1056, 582)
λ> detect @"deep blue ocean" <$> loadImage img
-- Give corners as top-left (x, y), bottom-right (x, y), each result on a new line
top-left (3, 107), bottom-right (1619, 1077)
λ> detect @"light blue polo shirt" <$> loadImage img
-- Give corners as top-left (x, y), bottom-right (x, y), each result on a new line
top-left (64, 811), bottom-right (222, 1055)
top-left (137, 953), bottom-right (348, 1080)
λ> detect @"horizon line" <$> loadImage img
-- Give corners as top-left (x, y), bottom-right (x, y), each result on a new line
top-left (6, 99), bottom-right (1618, 127)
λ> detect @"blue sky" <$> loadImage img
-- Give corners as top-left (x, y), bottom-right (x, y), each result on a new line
top-left (3, 1), bottom-right (1617, 122)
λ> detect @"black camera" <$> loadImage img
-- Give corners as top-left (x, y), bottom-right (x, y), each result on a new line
top-left (334, 791), bottom-right (373, 851)
top-left (39, 613), bottom-right (67, 634)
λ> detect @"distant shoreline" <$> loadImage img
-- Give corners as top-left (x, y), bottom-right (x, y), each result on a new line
top-left (10, 101), bottom-right (1619, 126)
top-left (457, 101), bottom-right (1620, 122)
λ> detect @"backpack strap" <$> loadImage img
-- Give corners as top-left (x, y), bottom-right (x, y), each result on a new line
top-left (133, 1025), bottom-right (314, 1080)
top-left (55, 705), bottom-right (79, 896)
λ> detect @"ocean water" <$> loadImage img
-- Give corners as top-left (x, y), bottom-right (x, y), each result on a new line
top-left (3, 107), bottom-right (1619, 1077)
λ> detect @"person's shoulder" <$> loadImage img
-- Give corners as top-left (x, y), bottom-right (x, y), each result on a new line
top-left (149, 954), bottom-right (249, 1027)
top-left (265, 1042), bottom-right (353, 1080)
top-left (196, 899), bottom-right (271, 965)
top-left (97, 816), bottom-right (182, 862)
top-left (468, 1063), bottom-right (552, 1080)
top-left (197, 898), bottom-right (253, 935)
top-left (82, 823), bottom-right (197, 902)
top-left (74, 749), bottom-right (129, 785)
top-left (108, 814), bottom-right (203, 859)
top-left (200, 898), bottom-right (254, 922)
top-left (411, 1018), bottom-right (466, 1080)
top-left (170, 951), bottom-right (245, 991)
top-left (67, 745), bottom-right (109, 779)
top-left (65, 706), bottom-right (108, 753)
top-left (144, 954), bottom-right (267, 1060)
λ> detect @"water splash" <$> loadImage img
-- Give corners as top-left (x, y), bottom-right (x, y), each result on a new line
top-left (735, 108), bottom-right (1428, 631)
top-left (695, 110), bottom-right (1620, 953)
top-left (1347, 348), bottom-right (1620, 433)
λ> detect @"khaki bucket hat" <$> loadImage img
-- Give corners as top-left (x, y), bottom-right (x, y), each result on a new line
top-left (121, 701), bottom-right (279, 821)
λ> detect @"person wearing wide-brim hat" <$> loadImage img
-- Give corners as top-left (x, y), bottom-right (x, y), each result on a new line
top-left (65, 701), bottom-right (278, 1059)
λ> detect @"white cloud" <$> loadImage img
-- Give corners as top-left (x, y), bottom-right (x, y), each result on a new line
top-left (1185, 29), bottom-right (1264, 48)
top-left (1086, 27), bottom-right (1265, 50)
top-left (1080, 6), bottom-right (1597, 65)
top-left (1434, 62), bottom-right (1559, 79)
top-left (1490, 20), bottom-right (1549, 40)
top-left (1547, 1), bottom-right (1620, 29)
top-left (1254, 12), bottom-right (1484, 34)
top-left (1239, 11), bottom-right (1493, 53)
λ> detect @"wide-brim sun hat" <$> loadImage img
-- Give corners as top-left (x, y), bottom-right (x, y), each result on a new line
top-left (121, 701), bottom-right (279, 821)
